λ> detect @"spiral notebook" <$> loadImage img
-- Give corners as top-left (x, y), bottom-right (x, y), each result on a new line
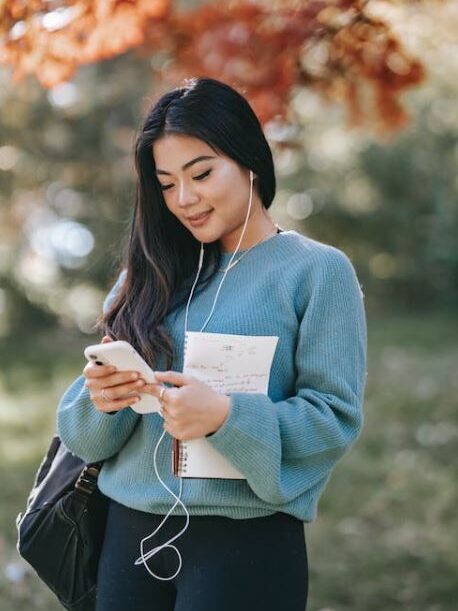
top-left (173, 331), bottom-right (279, 479)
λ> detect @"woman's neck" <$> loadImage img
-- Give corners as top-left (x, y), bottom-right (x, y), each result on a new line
top-left (219, 207), bottom-right (277, 253)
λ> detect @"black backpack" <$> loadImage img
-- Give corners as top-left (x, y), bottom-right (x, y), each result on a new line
top-left (16, 435), bottom-right (108, 611)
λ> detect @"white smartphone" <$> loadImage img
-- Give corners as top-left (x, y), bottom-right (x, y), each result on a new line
top-left (84, 340), bottom-right (161, 415)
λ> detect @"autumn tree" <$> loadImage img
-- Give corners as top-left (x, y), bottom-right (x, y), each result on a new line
top-left (0, 0), bottom-right (424, 132)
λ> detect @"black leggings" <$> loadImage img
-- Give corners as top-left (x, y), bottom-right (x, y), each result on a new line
top-left (96, 499), bottom-right (308, 611)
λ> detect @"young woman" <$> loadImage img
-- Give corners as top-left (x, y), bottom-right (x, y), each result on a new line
top-left (57, 77), bottom-right (367, 611)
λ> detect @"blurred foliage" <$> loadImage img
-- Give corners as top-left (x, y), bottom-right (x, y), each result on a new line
top-left (0, 54), bottom-right (154, 385)
top-left (0, 33), bottom-right (456, 382)
top-left (0, 0), bottom-right (424, 130)
top-left (272, 100), bottom-right (458, 312)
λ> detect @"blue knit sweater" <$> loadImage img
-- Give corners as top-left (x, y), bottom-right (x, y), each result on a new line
top-left (57, 230), bottom-right (366, 522)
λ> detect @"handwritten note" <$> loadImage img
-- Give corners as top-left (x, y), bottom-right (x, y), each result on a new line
top-left (183, 331), bottom-right (279, 394)
top-left (178, 331), bottom-right (279, 479)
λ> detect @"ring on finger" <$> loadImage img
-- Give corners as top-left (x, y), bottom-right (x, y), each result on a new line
top-left (159, 386), bottom-right (166, 404)
top-left (101, 389), bottom-right (110, 402)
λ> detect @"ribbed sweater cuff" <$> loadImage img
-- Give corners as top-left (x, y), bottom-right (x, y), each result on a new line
top-left (207, 392), bottom-right (280, 464)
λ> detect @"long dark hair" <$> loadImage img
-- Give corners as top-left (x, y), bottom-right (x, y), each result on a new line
top-left (97, 77), bottom-right (276, 369)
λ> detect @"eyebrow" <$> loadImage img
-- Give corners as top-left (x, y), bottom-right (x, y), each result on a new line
top-left (155, 155), bottom-right (216, 175)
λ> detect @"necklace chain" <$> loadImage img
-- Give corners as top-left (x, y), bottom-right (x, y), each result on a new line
top-left (218, 225), bottom-right (280, 273)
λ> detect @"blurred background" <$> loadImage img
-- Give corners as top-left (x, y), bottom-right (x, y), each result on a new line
top-left (0, 1), bottom-right (457, 610)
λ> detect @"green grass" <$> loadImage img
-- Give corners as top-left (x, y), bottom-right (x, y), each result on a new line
top-left (1, 313), bottom-right (457, 610)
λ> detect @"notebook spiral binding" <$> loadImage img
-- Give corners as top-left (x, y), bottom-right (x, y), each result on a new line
top-left (177, 447), bottom-right (188, 476)
top-left (173, 332), bottom-right (190, 477)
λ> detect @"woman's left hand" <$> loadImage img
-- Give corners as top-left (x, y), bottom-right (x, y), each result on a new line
top-left (142, 371), bottom-right (231, 440)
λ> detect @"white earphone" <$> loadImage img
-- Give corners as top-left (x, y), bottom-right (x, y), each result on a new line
top-left (137, 165), bottom-right (256, 581)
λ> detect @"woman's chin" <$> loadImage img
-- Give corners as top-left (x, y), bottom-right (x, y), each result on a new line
top-left (189, 224), bottom-right (222, 244)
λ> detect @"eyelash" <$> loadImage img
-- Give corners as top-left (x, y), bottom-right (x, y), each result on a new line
top-left (160, 169), bottom-right (212, 191)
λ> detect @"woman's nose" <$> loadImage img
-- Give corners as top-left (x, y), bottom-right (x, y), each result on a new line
top-left (177, 181), bottom-right (199, 208)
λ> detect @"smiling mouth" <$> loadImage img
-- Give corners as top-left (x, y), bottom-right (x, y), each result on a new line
top-left (186, 210), bottom-right (212, 221)
top-left (187, 210), bottom-right (213, 226)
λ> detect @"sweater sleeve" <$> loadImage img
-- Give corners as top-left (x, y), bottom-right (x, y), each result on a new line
top-left (207, 248), bottom-right (367, 505)
top-left (56, 270), bottom-right (140, 463)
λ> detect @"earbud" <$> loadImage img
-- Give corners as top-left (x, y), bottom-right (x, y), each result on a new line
top-left (250, 170), bottom-right (254, 182)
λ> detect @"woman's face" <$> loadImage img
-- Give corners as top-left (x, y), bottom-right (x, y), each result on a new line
top-left (152, 134), bottom-right (263, 252)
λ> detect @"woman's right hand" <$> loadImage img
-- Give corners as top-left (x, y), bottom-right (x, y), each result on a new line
top-left (83, 336), bottom-right (146, 413)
